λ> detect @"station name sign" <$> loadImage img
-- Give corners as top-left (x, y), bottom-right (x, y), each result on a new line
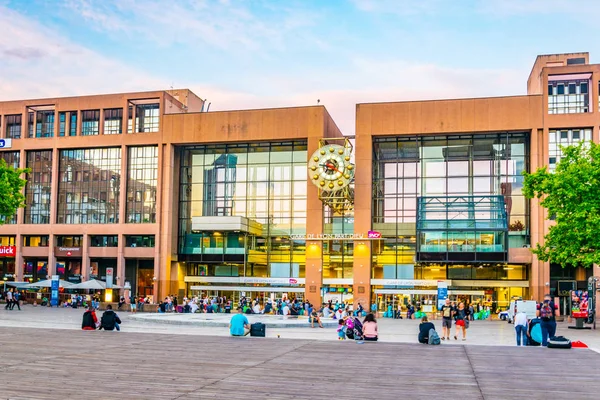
top-left (290, 231), bottom-right (381, 240)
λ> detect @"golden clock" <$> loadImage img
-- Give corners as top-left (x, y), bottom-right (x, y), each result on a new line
top-left (308, 144), bottom-right (354, 191)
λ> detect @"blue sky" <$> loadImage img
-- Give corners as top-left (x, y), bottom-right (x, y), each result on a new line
top-left (1, 0), bottom-right (599, 134)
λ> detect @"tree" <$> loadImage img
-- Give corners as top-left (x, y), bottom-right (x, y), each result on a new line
top-left (0, 159), bottom-right (28, 225)
top-left (522, 142), bottom-right (600, 267)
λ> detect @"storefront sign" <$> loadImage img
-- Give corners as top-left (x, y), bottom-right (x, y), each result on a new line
top-left (54, 247), bottom-right (82, 257)
top-left (184, 276), bottom-right (306, 285)
top-left (0, 246), bottom-right (16, 256)
top-left (367, 230), bottom-right (382, 239)
top-left (290, 233), bottom-right (366, 240)
top-left (558, 280), bottom-right (576, 297)
top-left (0, 139), bottom-right (12, 149)
top-left (371, 279), bottom-right (450, 287)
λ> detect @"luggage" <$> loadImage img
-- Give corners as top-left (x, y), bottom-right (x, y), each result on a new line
top-left (250, 322), bottom-right (266, 337)
top-left (428, 329), bottom-right (441, 345)
top-left (547, 335), bottom-right (572, 349)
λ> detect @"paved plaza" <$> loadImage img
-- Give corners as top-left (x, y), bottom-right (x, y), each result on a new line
top-left (2, 306), bottom-right (600, 399)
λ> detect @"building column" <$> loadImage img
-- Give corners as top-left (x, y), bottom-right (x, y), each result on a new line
top-left (158, 143), bottom-right (177, 301)
top-left (353, 123), bottom-right (373, 309)
top-left (305, 136), bottom-right (323, 306)
top-left (81, 234), bottom-right (90, 282)
top-left (15, 233), bottom-right (23, 282)
top-left (117, 233), bottom-right (126, 295)
top-left (154, 143), bottom-right (164, 300)
top-left (48, 234), bottom-right (56, 278)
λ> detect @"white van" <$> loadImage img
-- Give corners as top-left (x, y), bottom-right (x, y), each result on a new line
top-left (506, 300), bottom-right (537, 323)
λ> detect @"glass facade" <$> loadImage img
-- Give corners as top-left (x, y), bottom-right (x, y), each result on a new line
top-left (179, 141), bottom-right (307, 278)
top-left (126, 146), bottom-right (158, 223)
top-left (372, 133), bottom-right (530, 280)
top-left (90, 235), bottom-right (118, 247)
top-left (322, 206), bottom-right (354, 279)
top-left (57, 148), bottom-right (121, 224)
top-left (548, 128), bottom-right (592, 171)
top-left (24, 150), bottom-right (52, 224)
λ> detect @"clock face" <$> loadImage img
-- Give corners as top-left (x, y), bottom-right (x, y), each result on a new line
top-left (308, 144), bottom-right (354, 191)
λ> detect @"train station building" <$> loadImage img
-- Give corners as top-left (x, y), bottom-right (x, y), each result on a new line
top-left (1, 52), bottom-right (599, 311)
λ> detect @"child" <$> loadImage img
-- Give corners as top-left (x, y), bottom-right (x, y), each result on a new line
top-left (337, 319), bottom-right (347, 340)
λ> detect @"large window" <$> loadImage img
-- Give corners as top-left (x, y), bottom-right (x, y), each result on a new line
top-left (57, 148), bottom-right (121, 224)
top-left (5, 114), bottom-right (22, 139)
top-left (548, 79), bottom-right (590, 114)
top-left (23, 235), bottom-right (49, 247)
top-left (90, 235), bottom-right (118, 247)
top-left (548, 128), bottom-right (592, 171)
top-left (34, 111), bottom-right (55, 138)
top-left (126, 235), bottom-right (155, 247)
top-left (128, 103), bottom-right (160, 133)
top-left (179, 141), bottom-right (307, 277)
top-left (81, 110), bottom-right (100, 136)
top-left (56, 235), bottom-right (83, 247)
top-left (104, 108), bottom-right (123, 135)
top-left (59, 111), bottom-right (77, 137)
top-left (126, 146), bottom-right (158, 223)
top-left (24, 150), bottom-right (52, 224)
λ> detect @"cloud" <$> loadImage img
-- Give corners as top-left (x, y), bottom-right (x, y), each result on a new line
top-left (61, 0), bottom-right (321, 51)
top-left (0, 5), bottom-right (165, 100)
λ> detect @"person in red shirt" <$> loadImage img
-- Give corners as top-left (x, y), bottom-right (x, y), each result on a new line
top-left (81, 305), bottom-right (98, 330)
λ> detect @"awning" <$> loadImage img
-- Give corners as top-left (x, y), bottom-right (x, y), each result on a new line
top-left (5, 281), bottom-right (31, 289)
top-left (190, 285), bottom-right (305, 293)
top-left (374, 289), bottom-right (485, 295)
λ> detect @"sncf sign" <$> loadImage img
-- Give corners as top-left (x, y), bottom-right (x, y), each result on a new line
top-left (0, 246), bottom-right (16, 256)
top-left (367, 231), bottom-right (382, 239)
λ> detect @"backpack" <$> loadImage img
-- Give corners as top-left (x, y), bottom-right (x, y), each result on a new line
top-left (428, 329), bottom-right (441, 345)
top-left (540, 302), bottom-right (554, 321)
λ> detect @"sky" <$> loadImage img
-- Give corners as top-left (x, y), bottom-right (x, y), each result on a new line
top-left (1, 0), bottom-right (600, 135)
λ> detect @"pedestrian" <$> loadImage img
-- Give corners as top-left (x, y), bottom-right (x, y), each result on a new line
top-left (13, 290), bottom-right (21, 310)
top-left (514, 306), bottom-right (528, 346)
top-left (468, 303), bottom-right (475, 321)
top-left (81, 305), bottom-right (98, 330)
top-left (337, 319), bottom-right (347, 340)
top-left (454, 302), bottom-right (468, 341)
top-left (439, 298), bottom-right (453, 341)
top-left (229, 306), bottom-right (250, 336)
top-left (362, 313), bottom-right (378, 341)
top-left (418, 316), bottom-right (436, 344)
top-left (5, 289), bottom-right (13, 310)
top-left (131, 296), bottom-right (137, 313)
top-left (537, 294), bottom-right (557, 347)
top-left (99, 305), bottom-right (122, 331)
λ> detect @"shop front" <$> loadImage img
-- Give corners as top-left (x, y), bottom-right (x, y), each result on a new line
top-left (55, 246), bottom-right (83, 283)
top-left (0, 245), bottom-right (16, 282)
top-left (23, 259), bottom-right (48, 282)
top-left (185, 276), bottom-right (306, 305)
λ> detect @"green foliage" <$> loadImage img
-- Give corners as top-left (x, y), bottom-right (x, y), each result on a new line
top-left (522, 142), bottom-right (600, 267)
top-left (0, 159), bottom-right (28, 225)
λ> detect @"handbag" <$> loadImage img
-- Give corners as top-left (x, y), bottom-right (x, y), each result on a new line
top-left (465, 319), bottom-right (470, 329)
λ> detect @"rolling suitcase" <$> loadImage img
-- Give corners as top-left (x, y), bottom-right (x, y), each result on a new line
top-left (547, 335), bottom-right (572, 349)
top-left (250, 322), bottom-right (266, 337)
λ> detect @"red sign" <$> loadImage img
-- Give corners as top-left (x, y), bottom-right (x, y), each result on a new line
top-left (0, 246), bottom-right (16, 257)
top-left (367, 230), bottom-right (382, 239)
top-left (66, 251), bottom-right (72, 257)
top-left (289, 278), bottom-right (298, 284)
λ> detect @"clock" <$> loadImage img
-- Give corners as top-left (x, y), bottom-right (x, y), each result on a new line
top-left (308, 144), bottom-right (354, 191)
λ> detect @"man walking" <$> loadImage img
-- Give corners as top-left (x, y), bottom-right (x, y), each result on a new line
top-left (514, 306), bottom-right (528, 346)
top-left (5, 289), bottom-right (13, 310)
top-left (12, 290), bottom-right (21, 310)
top-left (537, 294), bottom-right (557, 347)
top-left (439, 298), bottom-right (454, 341)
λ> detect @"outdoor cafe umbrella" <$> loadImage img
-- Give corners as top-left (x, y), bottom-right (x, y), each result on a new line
top-left (24, 279), bottom-right (75, 289)
top-left (70, 279), bottom-right (122, 290)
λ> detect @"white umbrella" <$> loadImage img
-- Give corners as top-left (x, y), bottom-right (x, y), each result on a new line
top-left (71, 279), bottom-right (106, 290)
top-left (24, 279), bottom-right (75, 289)
top-left (70, 279), bottom-right (122, 290)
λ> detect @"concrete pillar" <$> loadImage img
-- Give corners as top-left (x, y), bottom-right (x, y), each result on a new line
top-left (117, 233), bottom-right (126, 296)
top-left (15, 233), bottom-right (23, 282)
top-left (353, 106), bottom-right (373, 308)
top-left (154, 144), bottom-right (164, 300)
top-left (305, 135), bottom-right (323, 306)
top-left (81, 233), bottom-right (90, 282)
top-left (158, 143), bottom-right (177, 301)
